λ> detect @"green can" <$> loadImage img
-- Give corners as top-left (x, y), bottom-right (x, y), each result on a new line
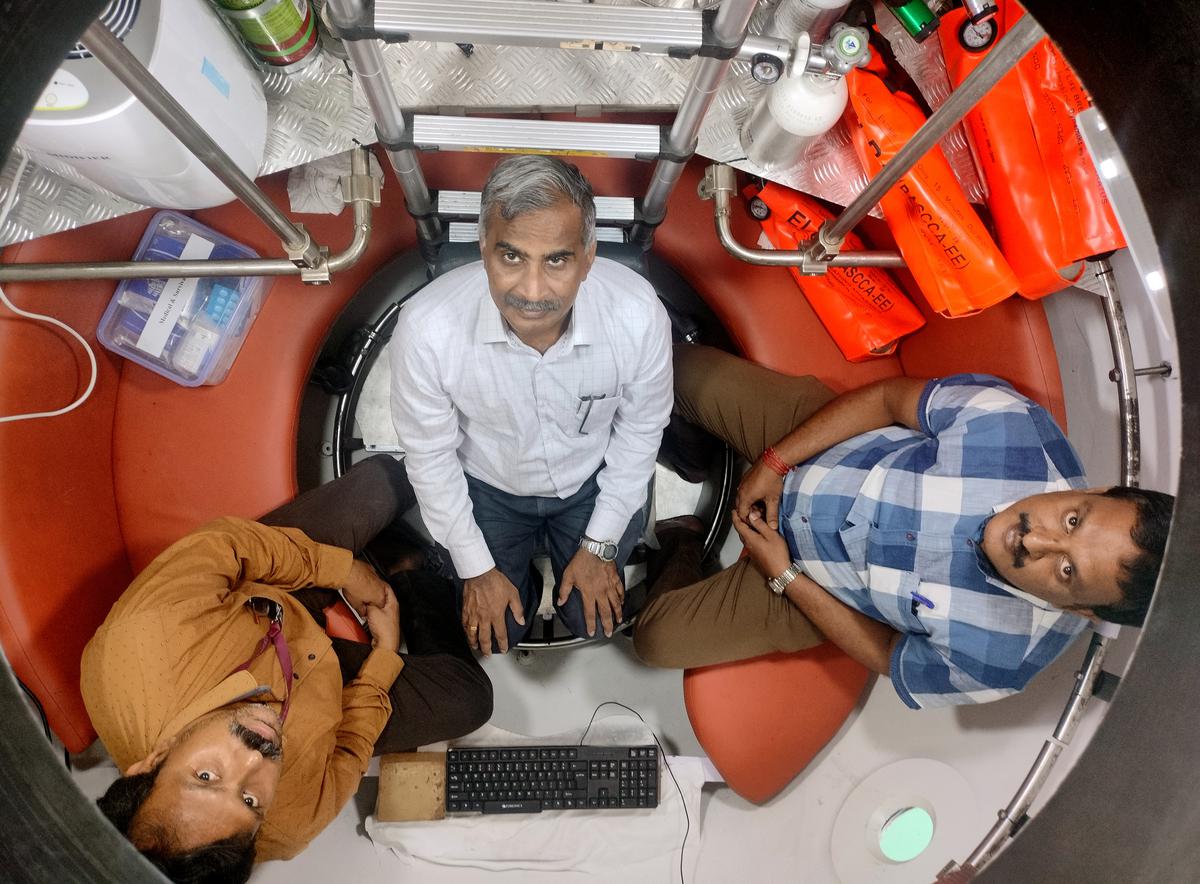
top-left (884, 0), bottom-right (940, 43)
top-left (216, 0), bottom-right (322, 73)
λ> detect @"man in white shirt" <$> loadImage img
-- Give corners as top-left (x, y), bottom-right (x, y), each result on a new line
top-left (390, 155), bottom-right (673, 655)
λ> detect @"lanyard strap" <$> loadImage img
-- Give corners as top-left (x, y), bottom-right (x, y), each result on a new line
top-left (232, 618), bottom-right (295, 723)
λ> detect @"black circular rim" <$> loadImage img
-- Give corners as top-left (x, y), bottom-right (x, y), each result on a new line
top-left (2, 2), bottom-right (1199, 882)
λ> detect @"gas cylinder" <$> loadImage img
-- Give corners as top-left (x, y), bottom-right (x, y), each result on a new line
top-left (769, 0), bottom-right (850, 41)
top-left (741, 28), bottom-right (867, 173)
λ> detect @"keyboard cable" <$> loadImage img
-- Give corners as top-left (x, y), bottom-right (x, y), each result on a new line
top-left (579, 700), bottom-right (691, 884)
top-left (0, 151), bottom-right (99, 425)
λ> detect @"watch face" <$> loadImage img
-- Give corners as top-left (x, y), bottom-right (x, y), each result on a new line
top-left (601, 542), bottom-right (618, 561)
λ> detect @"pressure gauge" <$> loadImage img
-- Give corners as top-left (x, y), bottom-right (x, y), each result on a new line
top-left (751, 53), bottom-right (784, 85)
top-left (958, 17), bottom-right (998, 52)
top-left (748, 196), bottom-right (771, 221)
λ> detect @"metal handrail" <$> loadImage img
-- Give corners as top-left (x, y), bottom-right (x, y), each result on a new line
top-left (942, 260), bottom-right (1145, 882)
top-left (631, 0), bottom-right (759, 248)
top-left (327, 0), bottom-right (442, 265)
top-left (699, 163), bottom-right (906, 271)
top-left (82, 20), bottom-right (322, 268)
top-left (0, 16), bottom-right (383, 285)
top-left (0, 147), bottom-right (379, 283)
top-left (808, 14), bottom-right (1045, 264)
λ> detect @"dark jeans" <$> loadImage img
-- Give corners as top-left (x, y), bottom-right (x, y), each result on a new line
top-left (260, 455), bottom-right (492, 753)
top-left (461, 471), bottom-right (649, 650)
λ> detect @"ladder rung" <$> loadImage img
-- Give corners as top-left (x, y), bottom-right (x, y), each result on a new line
top-left (449, 221), bottom-right (625, 243)
top-left (439, 191), bottom-right (636, 222)
top-left (412, 115), bottom-right (661, 159)
top-left (374, 0), bottom-right (704, 55)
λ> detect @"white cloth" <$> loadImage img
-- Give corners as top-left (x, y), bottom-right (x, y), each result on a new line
top-left (389, 258), bottom-right (673, 579)
top-left (285, 149), bottom-right (384, 214)
top-left (364, 717), bottom-right (709, 881)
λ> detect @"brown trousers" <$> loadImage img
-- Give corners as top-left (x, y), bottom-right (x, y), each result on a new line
top-left (633, 345), bottom-right (836, 669)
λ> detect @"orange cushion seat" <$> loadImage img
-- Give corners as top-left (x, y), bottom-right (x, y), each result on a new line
top-left (0, 164), bottom-right (415, 751)
top-left (665, 164), bottom-right (1069, 801)
top-left (683, 647), bottom-right (871, 803)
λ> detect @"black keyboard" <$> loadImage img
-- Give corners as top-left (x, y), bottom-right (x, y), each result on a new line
top-left (446, 745), bottom-right (660, 814)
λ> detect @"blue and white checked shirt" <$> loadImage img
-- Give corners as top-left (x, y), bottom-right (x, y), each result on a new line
top-left (782, 374), bottom-right (1089, 709)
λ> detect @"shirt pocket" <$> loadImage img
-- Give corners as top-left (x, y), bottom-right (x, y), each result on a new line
top-left (575, 394), bottom-right (620, 436)
top-left (837, 519), bottom-right (870, 570)
top-left (867, 567), bottom-right (931, 636)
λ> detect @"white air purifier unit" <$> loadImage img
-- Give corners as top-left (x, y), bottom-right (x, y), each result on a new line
top-left (17, 0), bottom-right (269, 209)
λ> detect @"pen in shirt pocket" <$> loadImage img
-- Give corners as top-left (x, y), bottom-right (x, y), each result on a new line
top-left (576, 393), bottom-right (609, 434)
top-left (910, 590), bottom-right (935, 616)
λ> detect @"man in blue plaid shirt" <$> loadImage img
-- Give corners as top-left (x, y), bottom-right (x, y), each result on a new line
top-left (635, 346), bottom-right (1173, 708)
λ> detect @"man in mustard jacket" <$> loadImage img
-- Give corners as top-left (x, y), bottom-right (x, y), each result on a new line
top-left (81, 455), bottom-right (491, 879)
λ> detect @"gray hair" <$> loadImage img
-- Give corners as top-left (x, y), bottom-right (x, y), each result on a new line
top-left (479, 155), bottom-right (596, 248)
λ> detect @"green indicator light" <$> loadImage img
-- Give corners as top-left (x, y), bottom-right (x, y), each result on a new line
top-left (879, 807), bottom-right (935, 863)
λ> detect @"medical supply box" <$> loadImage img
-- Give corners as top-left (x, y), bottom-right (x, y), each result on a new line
top-left (97, 211), bottom-right (267, 387)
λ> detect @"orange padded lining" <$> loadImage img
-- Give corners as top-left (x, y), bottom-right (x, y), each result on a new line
top-left (672, 163), bottom-right (1067, 803)
top-left (114, 174), bottom-right (419, 571)
top-left (0, 150), bottom-right (1066, 765)
top-left (0, 211), bottom-right (149, 751)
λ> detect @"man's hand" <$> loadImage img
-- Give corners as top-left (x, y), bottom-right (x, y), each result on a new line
top-left (341, 559), bottom-right (390, 619)
top-left (462, 568), bottom-right (525, 656)
top-left (732, 508), bottom-right (793, 580)
top-left (365, 583), bottom-right (401, 653)
top-left (735, 460), bottom-right (786, 529)
top-left (558, 548), bottom-right (623, 638)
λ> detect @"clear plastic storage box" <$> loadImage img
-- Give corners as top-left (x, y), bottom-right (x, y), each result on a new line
top-left (97, 211), bottom-right (268, 387)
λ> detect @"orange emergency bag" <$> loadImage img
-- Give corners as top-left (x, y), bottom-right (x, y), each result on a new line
top-left (939, 1), bottom-right (1123, 299)
top-left (750, 182), bottom-right (925, 361)
top-left (848, 68), bottom-right (1019, 317)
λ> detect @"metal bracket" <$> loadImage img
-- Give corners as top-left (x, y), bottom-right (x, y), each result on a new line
top-left (283, 222), bottom-right (319, 270)
top-left (299, 246), bottom-right (332, 285)
top-left (1109, 361), bottom-right (1172, 383)
top-left (341, 169), bottom-right (382, 206)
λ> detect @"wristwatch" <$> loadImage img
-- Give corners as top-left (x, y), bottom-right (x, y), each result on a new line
top-left (767, 562), bottom-right (804, 596)
top-left (580, 536), bottom-right (619, 563)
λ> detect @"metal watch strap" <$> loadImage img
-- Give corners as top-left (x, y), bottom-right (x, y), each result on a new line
top-left (767, 562), bottom-right (803, 596)
top-left (580, 536), bottom-right (619, 562)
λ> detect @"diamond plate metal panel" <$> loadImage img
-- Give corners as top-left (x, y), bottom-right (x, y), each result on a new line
top-left (0, 0), bottom-right (987, 247)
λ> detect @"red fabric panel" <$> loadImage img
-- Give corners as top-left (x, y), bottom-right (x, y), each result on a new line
top-left (652, 163), bottom-right (903, 392)
top-left (898, 294), bottom-right (1068, 427)
top-left (683, 646), bottom-right (870, 803)
top-left (0, 210), bottom-right (150, 751)
top-left (670, 161), bottom-right (1064, 802)
top-left (113, 168), bottom-right (418, 570)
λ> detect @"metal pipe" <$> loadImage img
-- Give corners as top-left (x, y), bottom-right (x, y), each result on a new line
top-left (701, 163), bottom-right (904, 269)
top-left (813, 14), bottom-right (1045, 258)
top-left (327, 0), bottom-right (441, 262)
top-left (80, 21), bottom-right (322, 268)
top-left (632, 0), bottom-right (758, 248)
top-left (953, 255), bottom-right (1146, 877)
top-left (0, 149), bottom-right (377, 283)
top-left (963, 634), bottom-right (1110, 871)
top-left (738, 33), bottom-right (792, 66)
top-left (1095, 257), bottom-right (1142, 487)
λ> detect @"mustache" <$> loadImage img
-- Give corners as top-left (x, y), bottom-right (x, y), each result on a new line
top-left (504, 293), bottom-right (561, 313)
top-left (1011, 512), bottom-right (1032, 569)
top-left (231, 721), bottom-right (282, 760)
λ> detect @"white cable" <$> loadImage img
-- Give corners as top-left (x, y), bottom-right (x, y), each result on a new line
top-left (0, 152), bottom-right (100, 424)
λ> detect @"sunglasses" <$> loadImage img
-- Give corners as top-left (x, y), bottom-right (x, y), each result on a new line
top-left (244, 596), bottom-right (283, 624)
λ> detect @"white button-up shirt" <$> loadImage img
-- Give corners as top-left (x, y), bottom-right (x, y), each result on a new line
top-left (389, 258), bottom-right (673, 579)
